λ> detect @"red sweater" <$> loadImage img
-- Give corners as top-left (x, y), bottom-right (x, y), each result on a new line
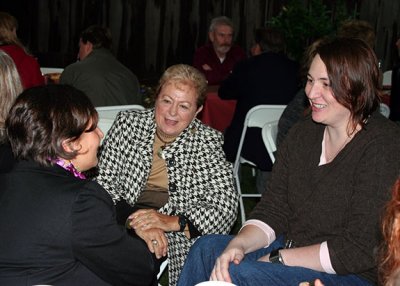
top-left (193, 43), bottom-right (246, 85)
top-left (0, 44), bottom-right (44, 89)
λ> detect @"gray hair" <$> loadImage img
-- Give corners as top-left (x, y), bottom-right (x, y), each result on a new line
top-left (209, 16), bottom-right (234, 33)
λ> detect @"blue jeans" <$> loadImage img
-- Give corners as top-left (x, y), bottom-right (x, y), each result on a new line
top-left (177, 234), bottom-right (372, 286)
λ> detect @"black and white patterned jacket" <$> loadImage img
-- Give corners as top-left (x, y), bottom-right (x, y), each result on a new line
top-left (96, 108), bottom-right (238, 285)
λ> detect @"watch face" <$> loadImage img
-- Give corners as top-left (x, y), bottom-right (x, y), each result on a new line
top-left (269, 248), bottom-right (283, 264)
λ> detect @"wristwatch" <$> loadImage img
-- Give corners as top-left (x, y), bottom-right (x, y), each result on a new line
top-left (178, 215), bottom-right (188, 232)
top-left (269, 248), bottom-right (285, 265)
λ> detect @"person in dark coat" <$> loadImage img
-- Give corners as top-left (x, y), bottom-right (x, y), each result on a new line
top-left (0, 85), bottom-right (155, 286)
top-left (219, 27), bottom-right (299, 171)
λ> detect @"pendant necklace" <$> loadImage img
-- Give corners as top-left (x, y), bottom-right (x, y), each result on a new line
top-left (155, 129), bottom-right (176, 159)
top-left (324, 128), bottom-right (353, 163)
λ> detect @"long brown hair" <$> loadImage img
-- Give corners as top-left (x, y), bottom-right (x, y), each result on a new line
top-left (380, 178), bottom-right (400, 285)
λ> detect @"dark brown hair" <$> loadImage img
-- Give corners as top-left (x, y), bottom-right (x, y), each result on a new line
top-left (314, 37), bottom-right (381, 132)
top-left (80, 25), bottom-right (112, 50)
top-left (254, 27), bottom-right (285, 53)
top-left (338, 19), bottom-right (376, 48)
top-left (6, 84), bottom-right (98, 166)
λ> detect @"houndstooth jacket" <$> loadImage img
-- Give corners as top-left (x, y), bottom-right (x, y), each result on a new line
top-left (96, 108), bottom-right (238, 285)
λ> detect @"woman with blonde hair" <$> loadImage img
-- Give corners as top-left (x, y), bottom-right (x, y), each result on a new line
top-left (0, 50), bottom-right (22, 140)
top-left (0, 12), bottom-right (44, 89)
top-left (96, 64), bottom-right (238, 285)
top-left (0, 50), bottom-right (23, 172)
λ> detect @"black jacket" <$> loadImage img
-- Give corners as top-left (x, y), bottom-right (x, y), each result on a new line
top-left (219, 52), bottom-right (299, 170)
top-left (0, 160), bottom-right (155, 286)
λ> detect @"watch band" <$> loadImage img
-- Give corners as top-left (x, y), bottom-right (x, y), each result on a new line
top-left (269, 248), bottom-right (285, 265)
top-left (178, 215), bottom-right (187, 232)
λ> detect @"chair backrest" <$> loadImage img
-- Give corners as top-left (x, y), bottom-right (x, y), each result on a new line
top-left (157, 258), bottom-right (169, 284)
top-left (261, 121), bottom-right (279, 163)
top-left (96, 105), bottom-right (145, 140)
top-left (233, 105), bottom-right (286, 173)
top-left (380, 103), bottom-right (390, 118)
top-left (96, 104), bottom-right (145, 120)
top-left (382, 70), bottom-right (392, 87)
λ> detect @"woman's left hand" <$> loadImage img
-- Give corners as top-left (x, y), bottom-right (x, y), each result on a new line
top-left (128, 209), bottom-right (178, 232)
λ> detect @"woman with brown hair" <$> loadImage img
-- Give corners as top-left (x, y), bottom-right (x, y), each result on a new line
top-left (0, 85), bottom-right (155, 285)
top-left (178, 37), bottom-right (400, 286)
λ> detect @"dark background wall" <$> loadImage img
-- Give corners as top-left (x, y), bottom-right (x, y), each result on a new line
top-left (1, 0), bottom-right (399, 84)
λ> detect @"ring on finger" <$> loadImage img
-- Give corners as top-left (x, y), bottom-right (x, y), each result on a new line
top-left (151, 239), bottom-right (158, 246)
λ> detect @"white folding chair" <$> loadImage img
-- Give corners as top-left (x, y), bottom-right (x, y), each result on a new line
top-left (261, 120), bottom-right (279, 164)
top-left (96, 104), bottom-right (145, 119)
top-left (379, 103), bottom-right (390, 118)
top-left (382, 70), bottom-right (392, 87)
top-left (233, 105), bottom-right (286, 225)
top-left (157, 258), bottom-right (168, 286)
top-left (96, 105), bottom-right (145, 140)
top-left (40, 67), bottom-right (64, 75)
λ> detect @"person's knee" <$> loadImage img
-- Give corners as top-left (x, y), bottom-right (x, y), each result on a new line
top-left (189, 234), bottom-right (231, 260)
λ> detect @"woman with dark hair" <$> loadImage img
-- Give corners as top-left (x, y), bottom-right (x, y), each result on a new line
top-left (0, 85), bottom-right (155, 286)
top-left (178, 38), bottom-right (400, 286)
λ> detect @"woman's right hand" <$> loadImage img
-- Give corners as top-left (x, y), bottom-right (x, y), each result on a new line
top-left (210, 244), bottom-right (245, 283)
top-left (210, 224), bottom-right (272, 282)
top-left (134, 227), bottom-right (168, 259)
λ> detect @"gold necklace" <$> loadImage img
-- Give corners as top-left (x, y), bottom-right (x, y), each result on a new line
top-left (155, 129), bottom-right (176, 158)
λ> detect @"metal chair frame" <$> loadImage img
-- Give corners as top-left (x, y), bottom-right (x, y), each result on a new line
top-left (233, 105), bottom-right (286, 225)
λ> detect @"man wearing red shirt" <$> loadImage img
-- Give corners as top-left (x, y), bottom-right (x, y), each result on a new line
top-left (193, 16), bottom-right (246, 85)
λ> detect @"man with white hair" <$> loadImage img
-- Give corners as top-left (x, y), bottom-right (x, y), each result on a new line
top-left (193, 16), bottom-right (246, 85)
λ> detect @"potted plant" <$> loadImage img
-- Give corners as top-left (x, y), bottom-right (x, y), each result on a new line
top-left (269, 0), bottom-right (355, 61)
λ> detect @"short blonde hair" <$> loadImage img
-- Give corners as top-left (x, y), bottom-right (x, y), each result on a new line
top-left (155, 64), bottom-right (208, 107)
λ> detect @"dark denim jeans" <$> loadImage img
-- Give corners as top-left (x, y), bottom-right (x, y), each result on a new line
top-left (177, 234), bottom-right (372, 286)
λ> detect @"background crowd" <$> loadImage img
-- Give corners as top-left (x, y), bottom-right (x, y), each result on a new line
top-left (0, 3), bottom-right (400, 286)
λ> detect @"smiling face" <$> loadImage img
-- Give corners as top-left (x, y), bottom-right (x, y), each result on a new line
top-left (154, 81), bottom-right (203, 137)
top-left (68, 123), bottom-right (104, 171)
top-left (305, 54), bottom-right (351, 128)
